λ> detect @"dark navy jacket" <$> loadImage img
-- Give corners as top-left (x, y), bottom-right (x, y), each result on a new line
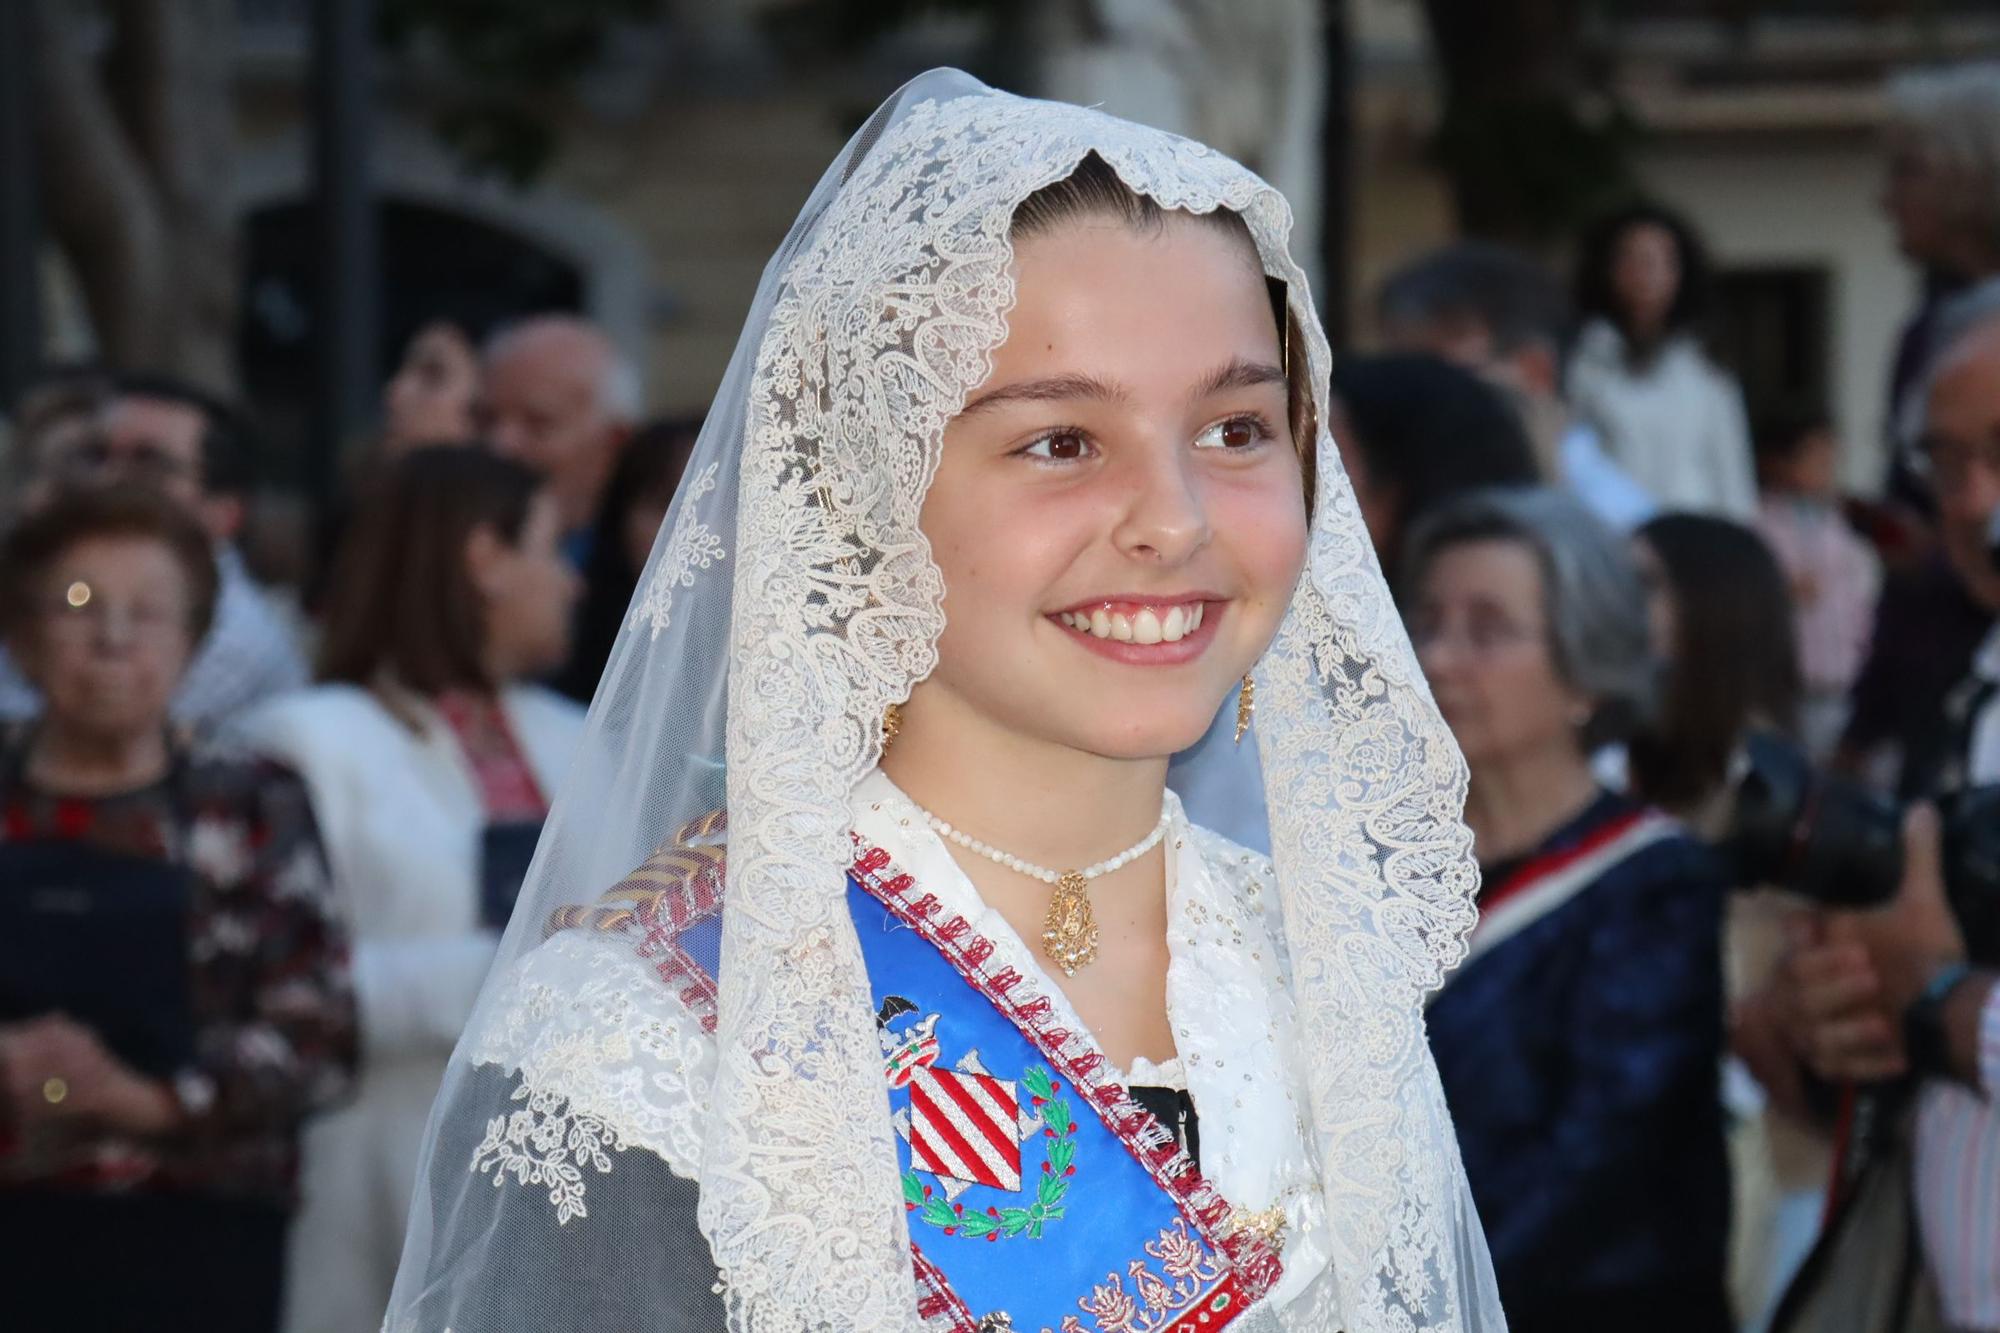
top-left (1429, 793), bottom-right (1733, 1333)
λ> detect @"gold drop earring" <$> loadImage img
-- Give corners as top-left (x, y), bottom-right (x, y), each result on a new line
top-left (881, 701), bottom-right (903, 753)
top-left (1234, 675), bottom-right (1256, 744)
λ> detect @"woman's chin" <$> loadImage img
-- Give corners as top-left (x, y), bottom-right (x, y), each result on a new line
top-left (49, 686), bottom-right (164, 730)
top-left (1063, 710), bottom-right (1227, 763)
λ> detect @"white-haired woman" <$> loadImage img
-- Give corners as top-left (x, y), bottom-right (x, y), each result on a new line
top-left (1408, 487), bottom-right (1732, 1333)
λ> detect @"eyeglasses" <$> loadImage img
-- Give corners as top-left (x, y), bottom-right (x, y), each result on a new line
top-left (37, 583), bottom-right (191, 641)
top-left (51, 435), bottom-right (202, 487)
top-left (1910, 433), bottom-right (2000, 488)
top-left (1406, 614), bottom-right (1545, 657)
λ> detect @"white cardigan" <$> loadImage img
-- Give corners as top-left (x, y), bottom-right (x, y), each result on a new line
top-left (1567, 319), bottom-right (1759, 520)
top-left (244, 682), bottom-right (585, 1333)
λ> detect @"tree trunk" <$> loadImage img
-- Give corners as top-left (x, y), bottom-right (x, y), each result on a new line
top-left (1417, 0), bottom-right (1625, 246)
top-left (1319, 0), bottom-right (1351, 346)
top-left (30, 0), bottom-right (239, 392)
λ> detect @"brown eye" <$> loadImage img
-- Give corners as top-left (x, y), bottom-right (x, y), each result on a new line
top-left (1195, 416), bottom-right (1267, 451)
top-left (1024, 428), bottom-right (1093, 462)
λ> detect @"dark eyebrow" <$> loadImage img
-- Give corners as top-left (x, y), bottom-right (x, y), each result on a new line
top-left (957, 372), bottom-right (1127, 418)
top-left (1191, 357), bottom-right (1287, 401)
top-left (957, 357), bottom-right (1286, 420)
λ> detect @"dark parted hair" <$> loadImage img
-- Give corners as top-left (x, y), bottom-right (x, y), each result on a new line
top-left (108, 370), bottom-right (262, 498)
top-left (1574, 202), bottom-right (1715, 346)
top-left (318, 445), bottom-right (544, 694)
top-left (1331, 352), bottom-right (1540, 547)
top-left (0, 483), bottom-right (220, 644)
top-left (1628, 513), bottom-right (1803, 812)
top-left (556, 416), bottom-right (704, 703)
top-left (1375, 241), bottom-right (1571, 356)
top-left (1009, 152), bottom-right (1318, 508)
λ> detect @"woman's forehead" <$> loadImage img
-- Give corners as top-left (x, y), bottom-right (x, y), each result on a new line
top-left (1009, 208), bottom-right (1268, 282)
top-left (1426, 539), bottom-right (1543, 598)
top-left (53, 534), bottom-right (181, 571)
top-left (988, 222), bottom-right (1280, 380)
top-left (44, 536), bottom-right (188, 599)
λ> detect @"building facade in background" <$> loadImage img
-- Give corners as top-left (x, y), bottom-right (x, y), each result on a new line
top-left (26, 0), bottom-right (2000, 499)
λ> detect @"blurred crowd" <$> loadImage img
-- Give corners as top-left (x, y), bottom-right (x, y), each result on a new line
top-left (1, 56), bottom-right (1997, 1333)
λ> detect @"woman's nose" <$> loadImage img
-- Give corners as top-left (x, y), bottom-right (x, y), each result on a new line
top-left (1113, 450), bottom-right (1210, 565)
top-left (1414, 627), bottom-right (1465, 682)
top-left (86, 606), bottom-right (139, 653)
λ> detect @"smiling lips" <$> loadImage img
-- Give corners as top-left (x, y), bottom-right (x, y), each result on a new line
top-left (1055, 600), bottom-right (1208, 645)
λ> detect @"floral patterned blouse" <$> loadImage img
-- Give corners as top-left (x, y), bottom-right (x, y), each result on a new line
top-left (0, 729), bottom-right (358, 1205)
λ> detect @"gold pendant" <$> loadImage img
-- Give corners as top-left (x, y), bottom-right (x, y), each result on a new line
top-left (1041, 870), bottom-right (1099, 976)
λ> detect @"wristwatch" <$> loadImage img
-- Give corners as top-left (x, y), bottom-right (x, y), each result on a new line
top-left (172, 1068), bottom-right (218, 1119)
top-left (1905, 960), bottom-right (1973, 1085)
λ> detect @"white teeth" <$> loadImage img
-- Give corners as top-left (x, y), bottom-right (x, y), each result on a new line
top-left (1061, 602), bottom-right (1209, 642)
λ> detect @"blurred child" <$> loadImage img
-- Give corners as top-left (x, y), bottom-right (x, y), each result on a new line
top-left (1752, 409), bottom-right (1879, 757)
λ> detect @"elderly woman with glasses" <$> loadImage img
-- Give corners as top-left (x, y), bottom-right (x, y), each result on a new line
top-left (1404, 487), bottom-right (1732, 1333)
top-left (0, 485), bottom-right (356, 1333)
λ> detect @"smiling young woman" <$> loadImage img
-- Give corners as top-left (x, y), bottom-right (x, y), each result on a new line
top-left (383, 72), bottom-right (1500, 1333)
top-left (884, 167), bottom-right (1310, 1067)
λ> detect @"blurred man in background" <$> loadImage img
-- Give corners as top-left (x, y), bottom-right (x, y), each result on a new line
top-left (3, 371), bottom-right (109, 521)
top-left (1880, 62), bottom-right (2000, 495)
top-left (479, 315), bottom-right (640, 561)
top-left (1841, 62), bottom-right (2000, 795)
top-left (1376, 242), bottom-right (1658, 533)
top-left (0, 373), bottom-right (308, 728)
top-left (1778, 311), bottom-right (2000, 1333)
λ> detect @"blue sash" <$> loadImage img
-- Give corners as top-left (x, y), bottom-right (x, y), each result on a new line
top-left (848, 839), bottom-right (1282, 1332)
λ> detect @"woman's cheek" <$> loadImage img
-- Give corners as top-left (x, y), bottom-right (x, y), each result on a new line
top-left (1225, 481), bottom-right (1310, 607)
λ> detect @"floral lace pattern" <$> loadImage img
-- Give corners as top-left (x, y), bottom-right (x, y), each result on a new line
top-left (700, 88), bottom-right (1334, 1331)
top-left (423, 72), bottom-right (1491, 1333)
top-left (630, 461), bottom-right (725, 638)
top-left (464, 930), bottom-right (715, 1220)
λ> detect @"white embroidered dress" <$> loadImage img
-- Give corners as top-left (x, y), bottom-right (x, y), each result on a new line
top-left (457, 770), bottom-right (1337, 1325)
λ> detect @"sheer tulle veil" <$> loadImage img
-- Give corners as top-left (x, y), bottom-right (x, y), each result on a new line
top-left (385, 68), bottom-right (1503, 1332)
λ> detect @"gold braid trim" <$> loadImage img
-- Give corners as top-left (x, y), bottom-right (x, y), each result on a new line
top-left (543, 810), bottom-right (729, 938)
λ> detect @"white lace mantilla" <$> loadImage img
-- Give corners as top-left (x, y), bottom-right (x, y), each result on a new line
top-left (395, 69), bottom-right (1491, 1333)
top-left (707, 84), bottom-right (1478, 1332)
top-left (464, 930), bottom-right (716, 1222)
top-left (629, 461), bottom-right (723, 638)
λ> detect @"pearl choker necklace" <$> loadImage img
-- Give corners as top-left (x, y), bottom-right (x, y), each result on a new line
top-left (915, 801), bottom-right (1172, 976)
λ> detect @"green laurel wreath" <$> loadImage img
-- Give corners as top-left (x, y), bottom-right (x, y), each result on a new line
top-left (902, 1065), bottom-right (1076, 1241)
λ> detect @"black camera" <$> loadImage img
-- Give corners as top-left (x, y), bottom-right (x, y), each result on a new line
top-left (1724, 731), bottom-right (2000, 965)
